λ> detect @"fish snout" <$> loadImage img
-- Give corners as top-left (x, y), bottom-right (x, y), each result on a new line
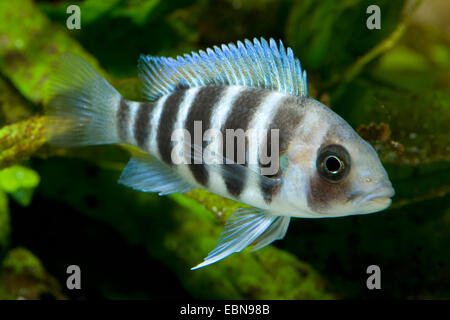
top-left (353, 181), bottom-right (395, 206)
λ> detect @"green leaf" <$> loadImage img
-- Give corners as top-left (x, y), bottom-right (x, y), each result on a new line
top-left (0, 77), bottom-right (34, 126)
top-left (0, 165), bottom-right (40, 206)
top-left (286, 0), bottom-right (406, 76)
top-left (0, 0), bottom-right (103, 104)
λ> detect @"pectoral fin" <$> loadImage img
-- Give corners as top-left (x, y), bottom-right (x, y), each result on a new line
top-left (191, 208), bottom-right (290, 270)
top-left (251, 215), bottom-right (290, 251)
top-left (119, 154), bottom-right (193, 196)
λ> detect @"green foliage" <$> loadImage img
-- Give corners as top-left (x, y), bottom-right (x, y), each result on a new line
top-left (40, 0), bottom-right (195, 77)
top-left (0, 247), bottom-right (65, 299)
top-left (0, 0), bottom-right (448, 299)
top-left (35, 157), bottom-right (334, 299)
top-left (0, 164), bottom-right (40, 259)
top-left (0, 165), bottom-right (40, 206)
top-left (0, 190), bottom-right (9, 256)
top-left (0, 0), bottom-right (103, 104)
top-left (286, 0), bottom-right (405, 76)
top-left (0, 117), bottom-right (47, 169)
top-left (0, 77), bottom-right (34, 125)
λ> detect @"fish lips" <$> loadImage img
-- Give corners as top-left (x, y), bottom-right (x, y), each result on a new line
top-left (352, 182), bottom-right (395, 212)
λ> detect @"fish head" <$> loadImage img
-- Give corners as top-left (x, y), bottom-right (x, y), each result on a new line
top-left (280, 98), bottom-right (395, 218)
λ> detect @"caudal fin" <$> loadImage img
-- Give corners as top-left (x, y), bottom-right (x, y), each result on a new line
top-left (46, 53), bottom-right (122, 147)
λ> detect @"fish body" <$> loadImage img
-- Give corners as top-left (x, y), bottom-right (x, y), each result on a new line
top-left (118, 85), bottom-right (299, 213)
top-left (47, 38), bottom-right (395, 269)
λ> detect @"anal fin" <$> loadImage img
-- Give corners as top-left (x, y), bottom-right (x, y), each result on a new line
top-left (119, 154), bottom-right (193, 196)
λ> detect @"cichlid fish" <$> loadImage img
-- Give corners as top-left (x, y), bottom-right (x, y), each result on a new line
top-left (46, 38), bottom-right (395, 269)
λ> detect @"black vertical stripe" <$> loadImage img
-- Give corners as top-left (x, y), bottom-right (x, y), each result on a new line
top-left (221, 88), bottom-right (267, 197)
top-left (260, 178), bottom-right (282, 203)
top-left (306, 128), bottom-right (352, 212)
top-left (260, 96), bottom-right (304, 203)
top-left (134, 102), bottom-right (153, 149)
top-left (157, 88), bottom-right (187, 165)
top-left (117, 97), bottom-right (130, 142)
top-left (185, 86), bottom-right (225, 186)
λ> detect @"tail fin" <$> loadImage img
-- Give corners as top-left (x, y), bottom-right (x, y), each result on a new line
top-left (46, 53), bottom-right (122, 147)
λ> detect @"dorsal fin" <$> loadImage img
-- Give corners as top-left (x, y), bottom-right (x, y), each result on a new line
top-left (138, 37), bottom-right (308, 101)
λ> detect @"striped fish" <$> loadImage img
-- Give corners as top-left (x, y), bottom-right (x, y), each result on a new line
top-left (46, 38), bottom-right (394, 269)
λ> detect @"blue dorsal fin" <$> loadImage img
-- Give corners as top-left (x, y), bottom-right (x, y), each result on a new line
top-left (138, 38), bottom-right (308, 101)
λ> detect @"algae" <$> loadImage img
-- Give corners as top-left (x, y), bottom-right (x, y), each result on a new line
top-left (0, 247), bottom-right (65, 299)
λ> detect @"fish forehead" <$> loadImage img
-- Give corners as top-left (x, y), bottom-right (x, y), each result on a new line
top-left (288, 100), bottom-right (332, 165)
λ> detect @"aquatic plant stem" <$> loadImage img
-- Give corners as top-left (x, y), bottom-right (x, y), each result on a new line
top-left (332, 0), bottom-right (424, 99)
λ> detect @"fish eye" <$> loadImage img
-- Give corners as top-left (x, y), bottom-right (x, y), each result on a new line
top-left (316, 144), bottom-right (350, 183)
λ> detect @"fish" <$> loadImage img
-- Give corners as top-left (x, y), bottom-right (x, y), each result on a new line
top-left (46, 38), bottom-right (395, 270)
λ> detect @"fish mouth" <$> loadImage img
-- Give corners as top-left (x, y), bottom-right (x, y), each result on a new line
top-left (352, 182), bottom-right (395, 207)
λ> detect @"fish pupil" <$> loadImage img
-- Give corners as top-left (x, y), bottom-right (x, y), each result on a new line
top-left (325, 156), bottom-right (342, 173)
